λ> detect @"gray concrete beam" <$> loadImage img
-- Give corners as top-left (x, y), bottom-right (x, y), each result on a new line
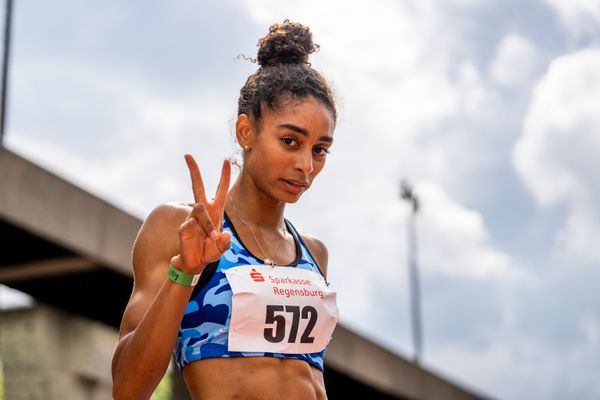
top-left (327, 324), bottom-right (490, 400)
top-left (0, 256), bottom-right (96, 282)
top-left (0, 147), bottom-right (141, 275)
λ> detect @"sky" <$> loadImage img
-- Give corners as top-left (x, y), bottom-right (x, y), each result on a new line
top-left (2, 0), bottom-right (600, 399)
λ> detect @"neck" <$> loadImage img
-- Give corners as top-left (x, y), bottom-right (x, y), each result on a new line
top-left (226, 173), bottom-right (286, 231)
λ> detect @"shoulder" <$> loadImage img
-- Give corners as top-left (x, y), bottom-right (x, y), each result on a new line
top-left (135, 202), bottom-right (192, 245)
top-left (297, 231), bottom-right (329, 278)
top-left (142, 202), bottom-right (191, 231)
top-left (132, 203), bottom-right (190, 277)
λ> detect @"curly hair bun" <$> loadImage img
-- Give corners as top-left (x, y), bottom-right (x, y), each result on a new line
top-left (257, 20), bottom-right (319, 67)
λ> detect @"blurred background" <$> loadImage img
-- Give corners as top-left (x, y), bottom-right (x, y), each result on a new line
top-left (1, 0), bottom-right (599, 399)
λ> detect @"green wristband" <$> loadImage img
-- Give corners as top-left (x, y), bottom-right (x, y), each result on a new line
top-left (168, 264), bottom-right (200, 287)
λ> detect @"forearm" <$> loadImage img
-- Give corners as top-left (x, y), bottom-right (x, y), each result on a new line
top-left (112, 279), bottom-right (193, 399)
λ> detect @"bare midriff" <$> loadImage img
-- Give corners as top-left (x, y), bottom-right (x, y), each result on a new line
top-left (183, 357), bottom-right (327, 400)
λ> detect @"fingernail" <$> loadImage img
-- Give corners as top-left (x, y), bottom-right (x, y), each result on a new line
top-left (210, 230), bottom-right (218, 240)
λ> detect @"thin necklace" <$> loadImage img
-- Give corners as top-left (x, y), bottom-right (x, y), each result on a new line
top-left (228, 193), bottom-right (287, 267)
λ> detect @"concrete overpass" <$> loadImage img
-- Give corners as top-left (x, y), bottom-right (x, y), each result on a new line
top-left (0, 146), bottom-right (491, 399)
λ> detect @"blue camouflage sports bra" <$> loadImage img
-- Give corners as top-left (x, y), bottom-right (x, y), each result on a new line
top-left (174, 213), bottom-right (328, 371)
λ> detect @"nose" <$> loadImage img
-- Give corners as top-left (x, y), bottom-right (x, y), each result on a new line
top-left (295, 149), bottom-right (313, 174)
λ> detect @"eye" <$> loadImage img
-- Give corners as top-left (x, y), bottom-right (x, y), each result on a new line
top-left (281, 137), bottom-right (298, 146)
top-left (313, 146), bottom-right (331, 157)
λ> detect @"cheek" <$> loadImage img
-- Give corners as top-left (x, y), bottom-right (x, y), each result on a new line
top-left (309, 159), bottom-right (327, 180)
top-left (252, 147), bottom-right (290, 175)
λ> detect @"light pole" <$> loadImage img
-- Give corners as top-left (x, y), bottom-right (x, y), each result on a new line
top-left (1, 0), bottom-right (13, 144)
top-left (400, 180), bottom-right (423, 364)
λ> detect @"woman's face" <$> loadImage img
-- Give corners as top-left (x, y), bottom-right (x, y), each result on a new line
top-left (242, 96), bottom-right (335, 203)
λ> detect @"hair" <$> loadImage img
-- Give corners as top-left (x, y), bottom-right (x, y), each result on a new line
top-left (237, 20), bottom-right (337, 126)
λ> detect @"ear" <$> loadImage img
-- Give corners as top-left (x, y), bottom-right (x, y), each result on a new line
top-left (235, 114), bottom-right (254, 150)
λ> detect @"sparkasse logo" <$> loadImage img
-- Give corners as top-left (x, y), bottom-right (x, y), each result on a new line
top-left (250, 268), bottom-right (265, 282)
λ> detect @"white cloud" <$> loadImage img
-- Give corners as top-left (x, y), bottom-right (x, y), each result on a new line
top-left (545, 0), bottom-right (600, 37)
top-left (417, 182), bottom-right (514, 279)
top-left (433, 330), bottom-right (600, 400)
top-left (0, 285), bottom-right (34, 310)
top-left (489, 34), bottom-right (539, 88)
top-left (7, 58), bottom-right (238, 218)
top-left (456, 62), bottom-right (489, 115)
top-left (514, 47), bottom-right (600, 262)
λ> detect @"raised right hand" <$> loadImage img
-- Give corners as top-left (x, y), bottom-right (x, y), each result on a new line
top-left (170, 154), bottom-right (231, 273)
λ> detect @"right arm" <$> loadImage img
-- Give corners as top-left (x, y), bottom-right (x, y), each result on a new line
top-left (112, 156), bottom-right (231, 399)
top-left (112, 203), bottom-right (192, 399)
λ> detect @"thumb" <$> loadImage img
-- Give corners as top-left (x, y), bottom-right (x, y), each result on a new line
top-left (216, 231), bottom-right (232, 253)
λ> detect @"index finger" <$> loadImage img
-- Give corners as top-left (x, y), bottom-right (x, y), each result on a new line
top-left (184, 154), bottom-right (207, 204)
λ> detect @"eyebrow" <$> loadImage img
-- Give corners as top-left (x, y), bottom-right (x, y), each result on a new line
top-left (277, 123), bottom-right (334, 143)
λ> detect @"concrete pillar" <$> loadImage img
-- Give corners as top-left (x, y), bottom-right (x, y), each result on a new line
top-left (0, 304), bottom-right (115, 400)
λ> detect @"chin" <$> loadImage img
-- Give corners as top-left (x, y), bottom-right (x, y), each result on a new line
top-left (280, 189), bottom-right (306, 204)
top-left (286, 196), bottom-right (302, 204)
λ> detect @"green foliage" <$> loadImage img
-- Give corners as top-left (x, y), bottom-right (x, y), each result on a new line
top-left (151, 372), bottom-right (172, 400)
top-left (0, 361), bottom-right (4, 400)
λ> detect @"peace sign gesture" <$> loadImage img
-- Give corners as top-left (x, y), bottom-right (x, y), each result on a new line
top-left (170, 154), bottom-right (232, 274)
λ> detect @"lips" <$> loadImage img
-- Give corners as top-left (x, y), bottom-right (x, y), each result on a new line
top-left (281, 179), bottom-right (309, 194)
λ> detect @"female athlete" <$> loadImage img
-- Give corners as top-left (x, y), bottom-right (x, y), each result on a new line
top-left (112, 20), bottom-right (339, 400)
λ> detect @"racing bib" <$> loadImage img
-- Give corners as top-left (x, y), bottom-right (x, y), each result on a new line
top-left (224, 264), bottom-right (339, 354)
